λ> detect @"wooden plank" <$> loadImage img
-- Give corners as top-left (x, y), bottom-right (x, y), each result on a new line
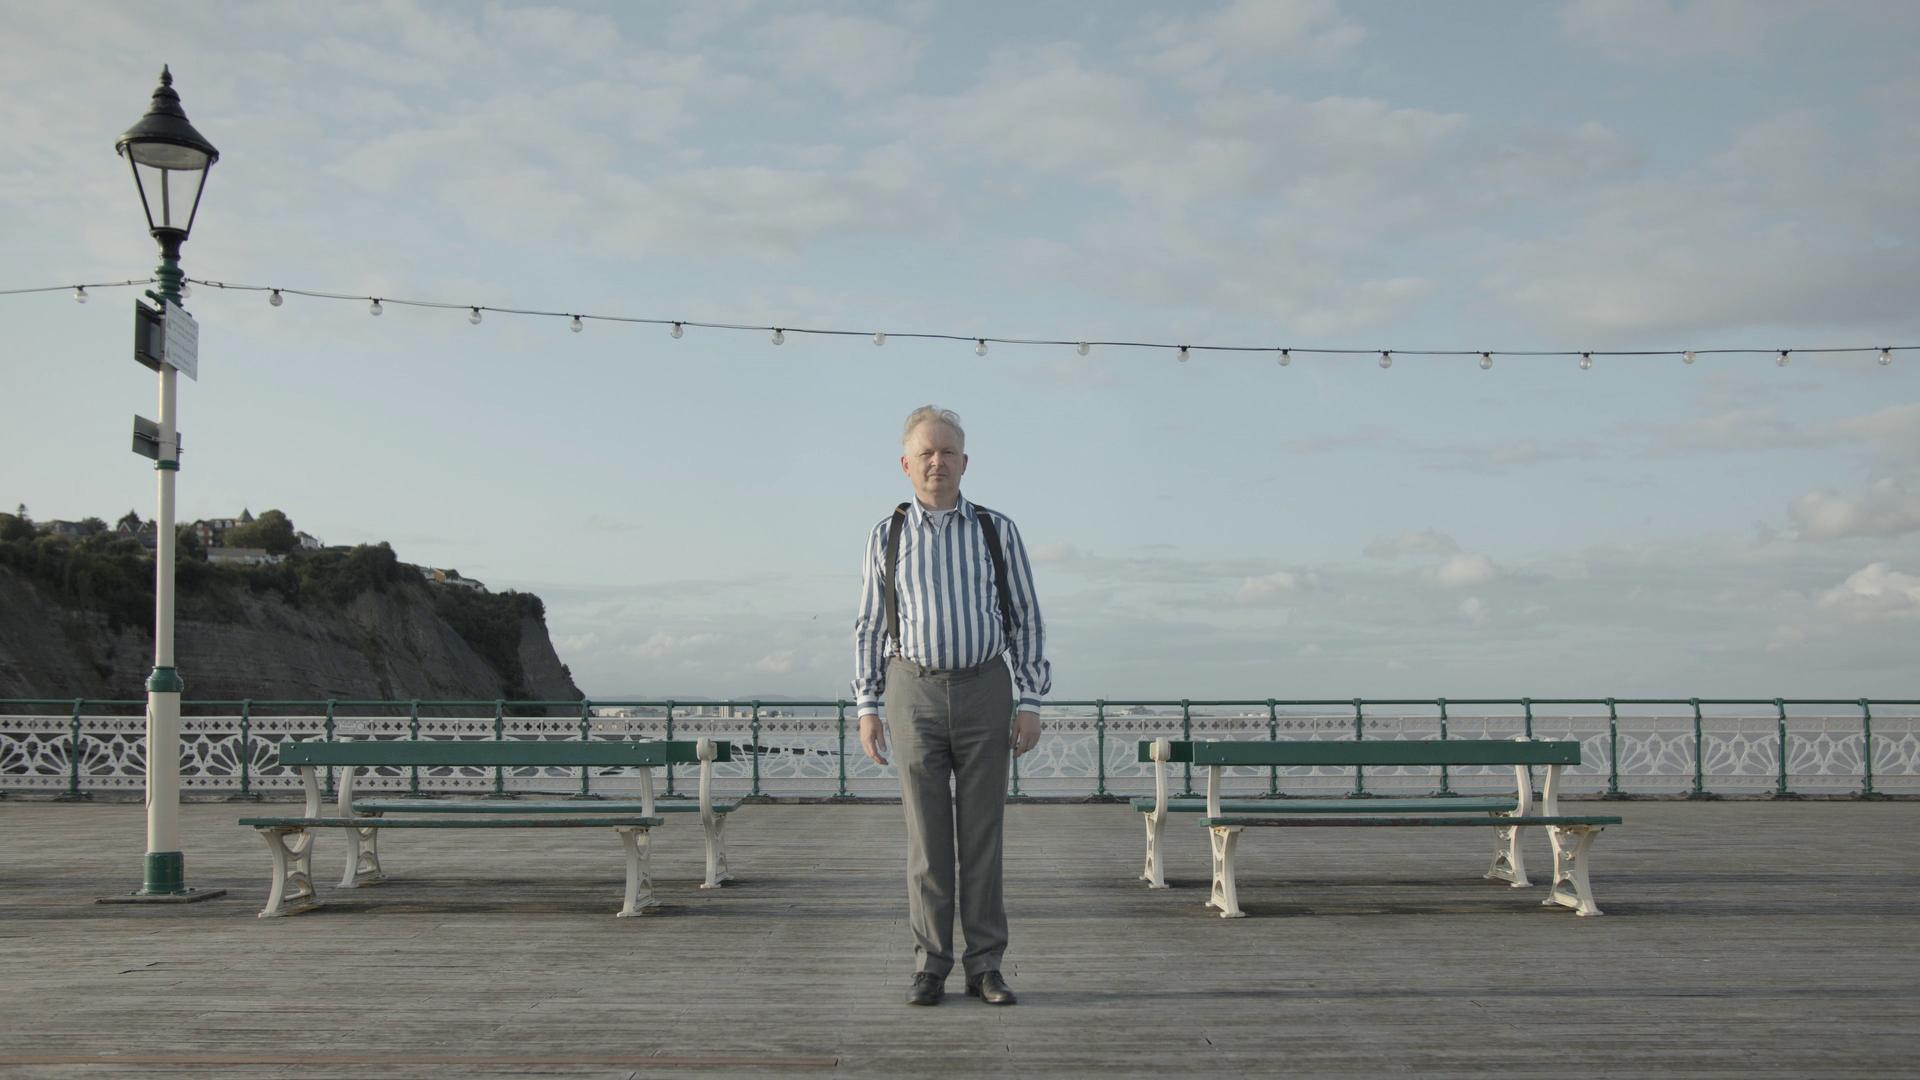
top-left (3, 800), bottom-right (1917, 1078)
top-left (275, 738), bottom-right (733, 768)
top-left (1129, 797), bottom-right (1518, 814)
top-left (352, 799), bottom-right (736, 814)
top-left (1207, 814), bottom-right (1623, 827)
top-left (1135, 738), bottom-right (1583, 767)
top-left (237, 816), bottom-right (663, 828)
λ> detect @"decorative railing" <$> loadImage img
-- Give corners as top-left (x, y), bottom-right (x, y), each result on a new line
top-left (1, 697), bottom-right (1915, 801)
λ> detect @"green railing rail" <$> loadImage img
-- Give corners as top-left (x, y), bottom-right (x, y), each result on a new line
top-left (2, 696), bottom-right (1915, 801)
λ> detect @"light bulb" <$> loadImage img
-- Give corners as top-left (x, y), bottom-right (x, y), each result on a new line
top-left (179, 282), bottom-right (191, 298)
top-left (1579, 352), bottom-right (1593, 370)
top-left (671, 322), bottom-right (684, 339)
top-left (369, 298), bottom-right (383, 316)
top-left (269, 289), bottom-right (283, 307)
top-left (1378, 351), bottom-right (1392, 370)
top-left (1076, 342), bottom-right (1090, 356)
top-left (1479, 352), bottom-right (1493, 370)
top-left (468, 307), bottom-right (482, 325)
top-left (1277, 349), bottom-right (1291, 367)
top-left (569, 315), bottom-right (583, 333)
top-left (975, 339), bottom-right (988, 356)
top-left (73, 286), bottom-right (87, 304)
top-left (771, 328), bottom-right (785, 345)
top-left (1177, 346), bottom-right (1190, 363)
top-left (1881, 348), bottom-right (1894, 366)
top-left (1777, 350), bottom-right (1790, 367)
top-left (873, 331), bottom-right (886, 346)
top-left (1683, 350), bottom-right (1696, 364)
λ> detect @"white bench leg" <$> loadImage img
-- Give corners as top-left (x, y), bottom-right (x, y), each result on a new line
top-left (699, 813), bottom-right (732, 889)
top-left (1545, 824), bottom-right (1605, 916)
top-left (616, 826), bottom-right (658, 917)
top-left (257, 826), bottom-right (319, 918)
top-left (338, 821), bottom-right (387, 888)
top-left (1485, 816), bottom-right (1530, 887)
top-left (1140, 812), bottom-right (1169, 889)
top-left (1207, 825), bottom-right (1246, 918)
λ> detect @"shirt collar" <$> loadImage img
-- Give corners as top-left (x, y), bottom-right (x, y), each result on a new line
top-left (910, 494), bottom-right (973, 527)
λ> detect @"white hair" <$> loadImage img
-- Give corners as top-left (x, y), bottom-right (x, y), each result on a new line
top-left (902, 405), bottom-right (965, 449)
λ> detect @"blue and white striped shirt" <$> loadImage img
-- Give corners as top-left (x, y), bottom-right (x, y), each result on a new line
top-left (852, 495), bottom-right (1050, 718)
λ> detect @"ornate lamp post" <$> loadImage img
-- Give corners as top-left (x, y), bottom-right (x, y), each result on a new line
top-left (112, 67), bottom-right (223, 901)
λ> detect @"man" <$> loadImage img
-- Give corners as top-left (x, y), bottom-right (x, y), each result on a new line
top-left (853, 405), bottom-right (1050, 1007)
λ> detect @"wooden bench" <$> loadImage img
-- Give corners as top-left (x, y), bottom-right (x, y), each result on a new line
top-left (1136, 738), bottom-right (1622, 918)
top-left (240, 737), bottom-right (734, 918)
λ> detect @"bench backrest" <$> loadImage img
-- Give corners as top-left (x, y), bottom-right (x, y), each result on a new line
top-left (1136, 738), bottom-right (1582, 767)
top-left (276, 738), bottom-right (733, 769)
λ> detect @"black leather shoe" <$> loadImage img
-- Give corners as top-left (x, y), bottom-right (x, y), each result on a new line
top-left (906, 973), bottom-right (945, 1006)
top-left (965, 971), bottom-right (1017, 1005)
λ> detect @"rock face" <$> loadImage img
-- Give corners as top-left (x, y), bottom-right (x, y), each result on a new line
top-left (0, 566), bottom-right (581, 705)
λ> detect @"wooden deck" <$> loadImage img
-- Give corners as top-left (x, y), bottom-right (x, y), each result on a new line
top-left (1, 799), bottom-right (1916, 1078)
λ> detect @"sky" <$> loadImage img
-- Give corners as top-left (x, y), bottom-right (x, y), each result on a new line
top-left (2, 0), bottom-right (1917, 702)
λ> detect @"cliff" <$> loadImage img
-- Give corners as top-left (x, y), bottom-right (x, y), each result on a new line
top-left (0, 549), bottom-right (581, 705)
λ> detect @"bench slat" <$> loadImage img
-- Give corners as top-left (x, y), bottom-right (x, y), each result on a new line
top-left (240, 816), bottom-right (663, 829)
top-left (276, 739), bottom-right (732, 769)
top-left (1136, 739), bottom-right (1582, 767)
top-left (1206, 814), bottom-right (1621, 827)
top-left (1130, 797), bottom-right (1517, 814)
top-left (351, 800), bottom-right (736, 815)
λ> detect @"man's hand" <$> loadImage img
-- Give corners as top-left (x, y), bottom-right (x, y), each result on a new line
top-left (1011, 710), bottom-right (1042, 757)
top-left (859, 714), bottom-right (889, 766)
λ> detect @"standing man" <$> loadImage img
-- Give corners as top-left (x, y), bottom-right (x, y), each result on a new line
top-left (853, 405), bottom-right (1050, 1007)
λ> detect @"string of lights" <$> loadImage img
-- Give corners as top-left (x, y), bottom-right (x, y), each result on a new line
top-left (10, 275), bottom-right (1910, 368)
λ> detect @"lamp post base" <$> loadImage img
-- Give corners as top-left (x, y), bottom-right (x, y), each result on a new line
top-left (94, 851), bottom-right (227, 904)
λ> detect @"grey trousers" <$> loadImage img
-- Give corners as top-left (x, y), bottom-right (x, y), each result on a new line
top-left (883, 655), bottom-right (1015, 980)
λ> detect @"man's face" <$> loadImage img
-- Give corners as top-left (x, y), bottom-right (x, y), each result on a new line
top-left (901, 420), bottom-right (967, 509)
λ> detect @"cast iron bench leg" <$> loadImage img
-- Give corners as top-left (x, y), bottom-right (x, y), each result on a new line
top-left (1545, 824), bottom-right (1605, 916)
top-left (1140, 810), bottom-right (1169, 889)
top-left (700, 812), bottom-right (731, 889)
top-left (339, 819), bottom-right (387, 888)
top-left (256, 825), bottom-right (319, 918)
top-left (615, 826), bottom-right (658, 917)
top-left (1485, 815), bottom-right (1530, 888)
top-left (1207, 824), bottom-right (1246, 919)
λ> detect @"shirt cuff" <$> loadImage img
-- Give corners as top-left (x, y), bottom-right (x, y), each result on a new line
top-left (1017, 696), bottom-right (1042, 712)
top-left (856, 700), bottom-right (880, 719)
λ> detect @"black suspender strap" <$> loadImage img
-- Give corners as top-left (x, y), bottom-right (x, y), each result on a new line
top-left (884, 501), bottom-right (1019, 656)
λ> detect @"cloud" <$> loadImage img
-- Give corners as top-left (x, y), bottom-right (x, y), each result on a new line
top-left (1790, 479), bottom-right (1920, 540)
top-left (754, 651), bottom-right (799, 675)
top-left (1559, 0), bottom-right (1811, 62)
top-left (1429, 554), bottom-right (1498, 588)
top-left (758, 13), bottom-right (926, 99)
top-left (632, 631), bottom-right (723, 659)
top-left (1234, 571), bottom-right (1300, 605)
top-left (1458, 596), bottom-right (1490, 626)
top-left (1143, 0), bottom-right (1367, 88)
top-left (1030, 542), bottom-right (1084, 564)
top-left (1817, 563), bottom-right (1920, 620)
top-left (1365, 529), bottom-right (1461, 560)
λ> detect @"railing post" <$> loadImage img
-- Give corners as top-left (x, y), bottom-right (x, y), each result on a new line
top-left (1522, 697), bottom-right (1535, 739)
top-left (1606, 698), bottom-right (1621, 797)
top-left (1436, 698), bottom-right (1450, 795)
top-left (1180, 700), bottom-right (1194, 797)
top-left (408, 699), bottom-right (422, 796)
top-left (1010, 700), bottom-right (1022, 798)
top-left (750, 701), bottom-right (762, 798)
top-left (1774, 698), bottom-right (1792, 799)
top-left (1689, 697), bottom-right (1707, 798)
top-left (56, 699), bottom-right (91, 801)
top-left (575, 699), bottom-right (595, 799)
top-left (234, 698), bottom-right (256, 800)
top-left (323, 700), bottom-right (336, 799)
top-left (664, 701), bottom-right (676, 796)
top-left (1352, 698), bottom-right (1367, 797)
top-left (836, 701), bottom-right (849, 798)
top-left (491, 699), bottom-right (507, 796)
top-left (1266, 700), bottom-right (1279, 796)
top-left (1096, 701), bottom-right (1109, 799)
top-left (1860, 699), bottom-right (1877, 798)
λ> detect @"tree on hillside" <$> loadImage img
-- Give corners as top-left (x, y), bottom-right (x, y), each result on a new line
top-left (116, 510), bottom-right (143, 533)
top-left (0, 513), bottom-right (31, 542)
top-left (225, 509), bottom-right (296, 555)
top-left (79, 517), bottom-right (108, 536)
